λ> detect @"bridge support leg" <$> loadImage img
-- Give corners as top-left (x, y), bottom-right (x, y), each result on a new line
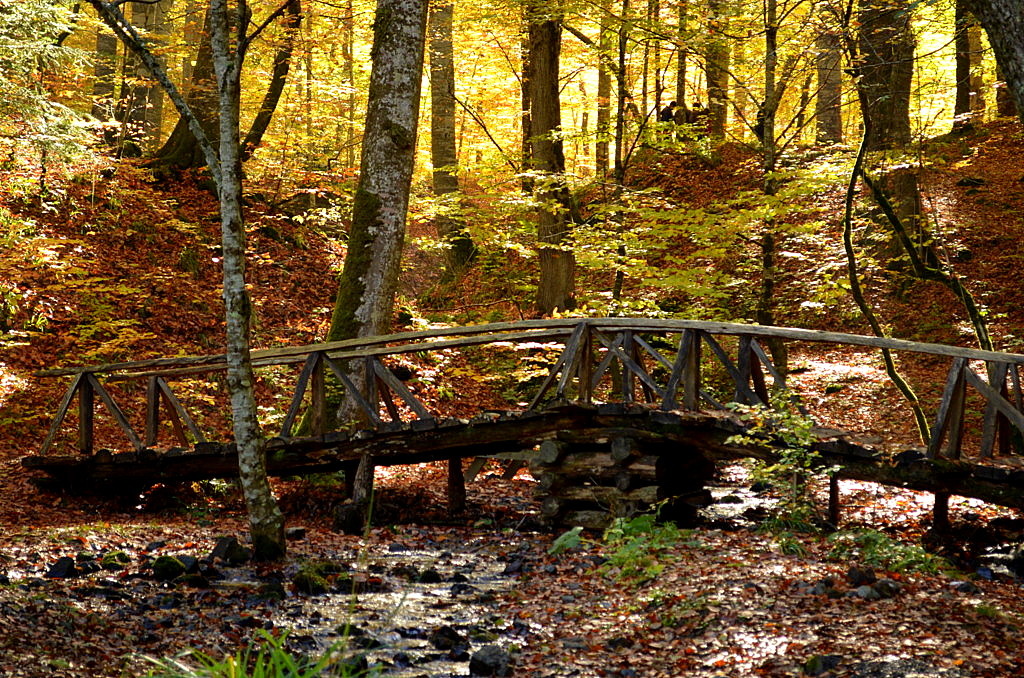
top-left (933, 491), bottom-right (951, 533)
top-left (828, 475), bottom-right (841, 527)
top-left (447, 459), bottom-right (466, 515)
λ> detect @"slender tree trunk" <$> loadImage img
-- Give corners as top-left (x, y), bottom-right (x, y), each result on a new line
top-left (675, 0), bottom-right (687, 107)
top-left (814, 1), bottom-right (843, 143)
top-left (116, 0), bottom-right (173, 153)
top-left (241, 0), bottom-right (300, 161)
top-left (706, 0), bottom-right (729, 138)
top-left (520, 31), bottom-right (533, 193)
top-left (953, 0), bottom-right (978, 130)
top-left (596, 0), bottom-right (612, 178)
top-left (87, 0), bottom-right (287, 560)
top-left (327, 0), bottom-right (428, 529)
top-left (429, 0), bottom-right (474, 277)
top-left (527, 3), bottom-right (575, 314)
top-left (344, 0), bottom-right (357, 168)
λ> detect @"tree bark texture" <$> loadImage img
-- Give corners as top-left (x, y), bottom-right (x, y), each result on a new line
top-left (705, 0), bottom-right (729, 138)
top-left (91, 27), bottom-right (118, 125)
top-left (428, 0), bottom-right (474, 276)
top-left (328, 0), bottom-right (427, 344)
top-left (964, 0), bottom-right (1024, 126)
top-left (209, 0), bottom-right (285, 561)
top-left (856, 0), bottom-right (914, 151)
top-left (814, 2), bottom-right (843, 143)
top-left (119, 0), bottom-right (173, 152)
top-left (595, 1), bottom-right (612, 178)
top-left (527, 9), bottom-right (575, 314)
top-left (953, 0), bottom-right (984, 129)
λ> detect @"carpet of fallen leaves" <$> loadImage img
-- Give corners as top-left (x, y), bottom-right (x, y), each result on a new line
top-left (2, 122), bottom-right (1024, 676)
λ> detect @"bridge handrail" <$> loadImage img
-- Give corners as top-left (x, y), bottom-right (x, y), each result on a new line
top-left (35, 318), bottom-right (1024, 381)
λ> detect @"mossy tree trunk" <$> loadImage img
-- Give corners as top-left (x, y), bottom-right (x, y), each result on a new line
top-left (527, 1), bottom-right (575, 314)
top-left (327, 0), bottom-right (429, 529)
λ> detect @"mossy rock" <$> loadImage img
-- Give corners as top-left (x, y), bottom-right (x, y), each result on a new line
top-left (292, 570), bottom-right (330, 595)
top-left (254, 582), bottom-right (286, 602)
top-left (152, 555), bottom-right (187, 582)
top-left (101, 550), bottom-right (131, 571)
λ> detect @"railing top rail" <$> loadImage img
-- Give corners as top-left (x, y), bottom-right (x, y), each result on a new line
top-left (35, 318), bottom-right (1024, 380)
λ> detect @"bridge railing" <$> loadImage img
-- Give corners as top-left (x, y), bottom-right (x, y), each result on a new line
top-left (36, 318), bottom-right (1024, 467)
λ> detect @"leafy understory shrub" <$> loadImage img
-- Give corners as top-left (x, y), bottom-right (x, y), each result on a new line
top-left (144, 630), bottom-right (373, 677)
top-left (727, 392), bottom-right (836, 532)
top-left (826, 530), bottom-right (951, 575)
top-left (598, 512), bottom-right (692, 585)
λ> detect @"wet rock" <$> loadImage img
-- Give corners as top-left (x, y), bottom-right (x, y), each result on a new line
top-left (501, 559), bottom-right (523, 576)
top-left (844, 658), bottom-right (965, 677)
top-left (292, 569), bottom-right (329, 595)
top-left (952, 580), bottom-right (980, 594)
top-left (391, 564), bottom-right (420, 581)
top-left (144, 540), bottom-right (167, 553)
top-left (78, 561), bottom-right (102, 575)
top-left (418, 568), bottom-right (443, 583)
top-left (804, 654), bottom-right (843, 675)
top-left (448, 645), bottom-right (471, 662)
top-left (469, 645), bottom-right (512, 676)
top-left (392, 651), bottom-right (413, 668)
top-left (388, 542), bottom-right (410, 553)
top-left (718, 494), bottom-right (744, 504)
top-left (0, 573), bottom-right (8, 586)
top-left (101, 550), bottom-right (131, 571)
top-left (561, 637), bottom-right (588, 650)
top-left (178, 573), bottom-right (210, 588)
top-left (428, 624), bottom-right (466, 650)
top-left (285, 526), bottom-right (307, 541)
top-left (152, 555), bottom-right (187, 581)
top-left (873, 578), bottom-right (902, 599)
top-left (847, 566), bottom-right (877, 587)
top-left (851, 585), bottom-right (881, 601)
top-left (177, 555), bottom-right (200, 574)
top-left (607, 636), bottom-right (632, 650)
top-left (255, 582), bottom-right (286, 601)
top-left (45, 557), bottom-right (79, 579)
top-left (451, 582), bottom-right (478, 596)
top-left (349, 635), bottom-right (383, 650)
top-left (209, 536), bottom-right (251, 565)
top-left (75, 551), bottom-right (95, 563)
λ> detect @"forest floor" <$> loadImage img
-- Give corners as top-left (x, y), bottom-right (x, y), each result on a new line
top-left (1, 120), bottom-right (1024, 676)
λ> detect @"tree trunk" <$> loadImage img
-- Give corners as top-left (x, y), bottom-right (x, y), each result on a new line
top-left (963, 0), bottom-right (1024, 125)
top-left (327, 0), bottom-right (428, 528)
top-left (429, 0), bottom-right (474, 277)
top-left (595, 0), bottom-right (612, 178)
top-left (706, 0), bottom-right (730, 138)
top-left (814, 1), bottom-right (843, 143)
top-left (89, 0), bottom-right (287, 560)
top-left (520, 31), bottom-right (533, 193)
top-left (527, 4), bottom-right (575, 314)
top-left (856, 0), bottom-right (914, 151)
top-left (153, 6), bottom-right (219, 168)
top-left (241, 0), bottom-right (301, 162)
top-left (91, 26), bottom-right (118, 130)
top-left (953, 0), bottom-right (984, 130)
top-left (675, 0), bottom-right (687, 107)
top-left (116, 0), bottom-right (173, 154)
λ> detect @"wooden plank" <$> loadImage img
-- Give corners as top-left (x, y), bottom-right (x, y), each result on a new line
top-left (322, 356), bottom-right (381, 425)
top-left (371, 359), bottom-right (432, 420)
top-left (589, 332), bottom-right (625, 392)
top-left (980, 362), bottom-right (1008, 459)
top-left (700, 334), bottom-right (762, 405)
top-left (928, 358), bottom-right (967, 459)
top-left (156, 378), bottom-right (206, 444)
top-left (555, 322), bottom-right (589, 399)
top-left (463, 457), bottom-right (489, 483)
top-left (593, 331), bottom-right (664, 400)
top-left (744, 337), bottom-right (770, 405)
top-left (528, 321), bottom-right (587, 409)
top-left (39, 373), bottom-right (86, 455)
top-left (377, 375), bottom-right (402, 422)
top-left (661, 330), bottom-right (693, 410)
top-left (280, 353), bottom-right (318, 437)
top-left (310, 353), bottom-right (326, 435)
top-left (962, 366), bottom-right (1024, 439)
top-left (576, 326), bottom-right (593, 404)
top-left (86, 374), bottom-right (143, 451)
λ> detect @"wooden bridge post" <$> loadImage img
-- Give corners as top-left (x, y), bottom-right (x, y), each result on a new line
top-left (145, 376), bottom-right (160, 447)
top-left (576, 323), bottom-right (593, 405)
top-left (310, 352), bottom-right (326, 436)
top-left (78, 374), bottom-right (94, 455)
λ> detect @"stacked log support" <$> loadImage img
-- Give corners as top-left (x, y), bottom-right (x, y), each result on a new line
top-left (530, 429), bottom-right (715, 530)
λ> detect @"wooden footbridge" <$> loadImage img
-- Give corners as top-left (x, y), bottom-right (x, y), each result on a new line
top-left (25, 318), bottom-right (1024, 528)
